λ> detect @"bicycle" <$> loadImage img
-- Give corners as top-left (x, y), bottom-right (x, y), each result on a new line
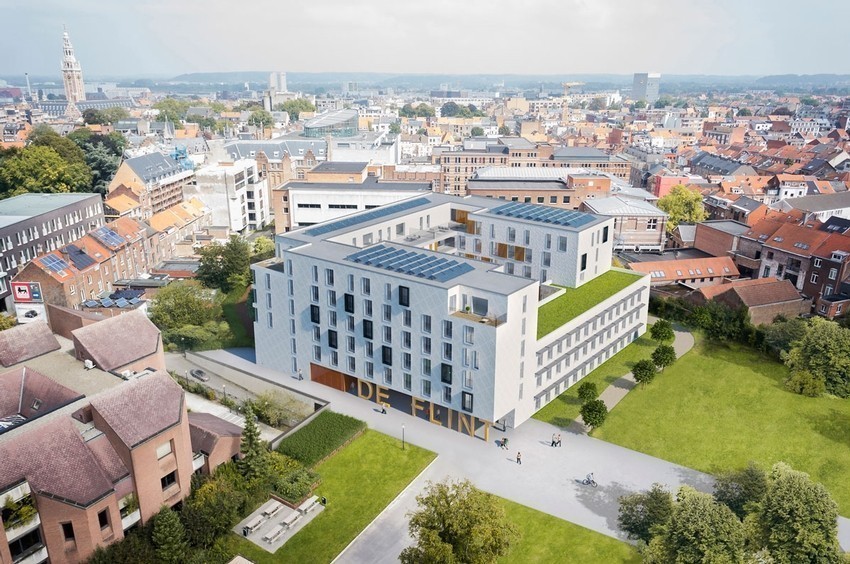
top-left (582, 474), bottom-right (598, 488)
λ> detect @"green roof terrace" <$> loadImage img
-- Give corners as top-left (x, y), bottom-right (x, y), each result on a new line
top-left (537, 269), bottom-right (645, 340)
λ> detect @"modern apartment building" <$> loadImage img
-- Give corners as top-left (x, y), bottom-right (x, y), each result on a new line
top-left (252, 194), bottom-right (649, 436)
top-left (187, 159), bottom-right (270, 233)
top-left (466, 167), bottom-right (614, 211)
top-left (0, 194), bottom-right (105, 312)
top-left (107, 153), bottom-right (194, 220)
top-left (632, 72), bottom-right (661, 104)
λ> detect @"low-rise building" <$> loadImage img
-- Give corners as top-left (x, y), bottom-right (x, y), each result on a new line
top-left (690, 277), bottom-right (810, 325)
top-left (580, 196), bottom-right (667, 252)
top-left (107, 152), bottom-right (194, 219)
top-left (629, 256), bottom-right (739, 287)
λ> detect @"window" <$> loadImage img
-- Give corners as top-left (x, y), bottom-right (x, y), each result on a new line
top-left (156, 441), bottom-right (172, 460)
top-left (98, 509), bottom-right (110, 530)
top-left (363, 319), bottom-right (373, 339)
top-left (383, 367), bottom-right (393, 385)
top-left (811, 273), bottom-right (819, 284)
top-left (422, 380), bottom-right (432, 397)
top-left (422, 315), bottom-right (432, 333)
top-left (762, 266), bottom-right (771, 278)
top-left (311, 285), bottom-right (319, 303)
top-left (441, 363), bottom-right (453, 384)
top-left (312, 326), bottom-right (321, 342)
top-left (399, 286), bottom-right (410, 307)
top-left (382, 346), bottom-right (393, 366)
top-left (344, 293), bottom-right (354, 313)
top-left (537, 196), bottom-right (544, 203)
top-left (383, 325), bottom-right (392, 343)
top-left (328, 330), bottom-right (338, 349)
top-left (383, 304), bottom-right (392, 322)
top-left (366, 361), bottom-right (374, 379)
top-left (366, 341), bottom-right (374, 357)
top-left (364, 299), bottom-right (373, 317)
top-left (549, 196), bottom-right (557, 204)
top-left (558, 236), bottom-right (567, 252)
top-left (347, 356), bottom-right (356, 372)
top-left (443, 342), bottom-right (453, 361)
top-left (463, 326), bottom-right (474, 345)
top-left (403, 373), bottom-right (412, 391)
top-left (580, 253), bottom-right (588, 271)
top-left (402, 331), bottom-right (411, 349)
top-left (9, 529), bottom-right (43, 560)
top-left (347, 335), bottom-right (355, 352)
top-left (347, 273), bottom-right (355, 292)
top-left (442, 320), bottom-right (453, 338)
top-left (461, 392), bottom-right (473, 412)
top-left (328, 310), bottom-right (337, 327)
top-left (422, 358), bottom-right (432, 376)
top-left (327, 290), bottom-right (337, 306)
top-left (829, 268), bottom-right (838, 280)
top-left (422, 336), bottom-right (431, 354)
top-left (161, 471), bottom-right (177, 491)
top-left (602, 226), bottom-right (609, 243)
top-left (313, 345), bottom-right (322, 361)
top-left (362, 277), bottom-right (371, 295)
top-left (542, 251), bottom-right (551, 267)
top-left (62, 522), bottom-right (75, 542)
top-left (647, 218), bottom-right (658, 230)
top-left (310, 305), bottom-right (320, 324)
top-left (325, 269), bottom-right (334, 286)
top-left (507, 227), bottom-right (516, 242)
top-left (402, 309), bottom-right (412, 327)
top-left (443, 386), bottom-right (452, 403)
top-left (814, 258), bottom-right (823, 268)
top-left (384, 283), bottom-right (392, 300)
top-left (346, 315), bottom-right (355, 332)
top-left (463, 370), bottom-right (473, 389)
top-left (330, 350), bottom-right (339, 366)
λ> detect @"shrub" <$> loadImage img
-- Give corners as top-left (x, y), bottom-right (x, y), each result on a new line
top-left (784, 370), bottom-right (825, 397)
top-left (250, 390), bottom-right (311, 428)
top-left (274, 467), bottom-right (320, 503)
top-left (577, 381), bottom-right (598, 402)
top-left (632, 359), bottom-right (658, 386)
top-left (276, 410), bottom-right (366, 466)
top-left (580, 399), bottom-right (608, 429)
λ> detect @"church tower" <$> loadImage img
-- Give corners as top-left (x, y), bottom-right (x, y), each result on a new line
top-left (61, 26), bottom-right (85, 119)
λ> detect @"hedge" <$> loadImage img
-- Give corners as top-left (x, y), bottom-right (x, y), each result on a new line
top-left (276, 411), bottom-right (366, 467)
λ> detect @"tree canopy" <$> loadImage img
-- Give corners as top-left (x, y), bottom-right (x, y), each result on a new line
top-left (0, 145), bottom-right (92, 198)
top-left (580, 399), bottom-right (608, 429)
top-left (656, 185), bottom-right (707, 232)
top-left (400, 479), bottom-right (519, 564)
top-left (498, 124), bottom-right (512, 136)
top-left (737, 108), bottom-right (753, 116)
top-left (148, 281), bottom-right (222, 332)
top-left (151, 507), bottom-right (189, 564)
top-left (470, 126), bottom-right (484, 137)
top-left (196, 236), bottom-right (252, 293)
top-left (649, 319), bottom-right (674, 342)
top-left (153, 98), bottom-right (191, 124)
top-left (399, 103), bottom-right (435, 118)
top-left (249, 108), bottom-right (273, 128)
top-left (632, 359), bottom-right (658, 387)
top-left (651, 344), bottom-right (676, 371)
top-left (440, 102), bottom-right (486, 118)
top-left (784, 316), bottom-right (850, 397)
top-left (713, 462), bottom-right (767, 520)
top-left (618, 483), bottom-right (673, 542)
top-left (275, 98), bottom-right (316, 122)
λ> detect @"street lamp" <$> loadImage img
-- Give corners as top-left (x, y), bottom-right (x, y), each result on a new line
top-left (402, 424), bottom-right (405, 451)
top-left (222, 385), bottom-right (228, 411)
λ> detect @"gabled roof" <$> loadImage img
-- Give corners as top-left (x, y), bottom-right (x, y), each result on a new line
top-left (123, 152), bottom-right (184, 184)
top-left (761, 222), bottom-right (830, 255)
top-left (629, 256), bottom-right (739, 283)
top-left (0, 321), bottom-right (61, 367)
top-left (71, 310), bottom-right (161, 371)
top-left (782, 191), bottom-right (850, 213)
top-left (89, 372), bottom-right (183, 448)
top-left (698, 277), bottom-right (803, 306)
top-left (188, 412), bottom-right (242, 456)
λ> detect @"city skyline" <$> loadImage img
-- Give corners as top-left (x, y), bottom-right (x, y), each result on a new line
top-left (2, 0), bottom-right (850, 78)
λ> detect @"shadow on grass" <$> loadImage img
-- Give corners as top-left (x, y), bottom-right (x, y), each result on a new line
top-left (809, 408), bottom-right (850, 447)
top-left (574, 479), bottom-right (634, 537)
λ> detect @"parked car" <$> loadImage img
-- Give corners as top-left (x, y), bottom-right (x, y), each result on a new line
top-left (24, 310), bottom-right (38, 318)
top-left (190, 369), bottom-right (209, 382)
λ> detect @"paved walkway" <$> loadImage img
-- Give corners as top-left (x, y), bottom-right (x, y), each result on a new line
top-left (178, 319), bottom-right (849, 558)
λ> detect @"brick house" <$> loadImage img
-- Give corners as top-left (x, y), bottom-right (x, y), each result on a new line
top-left (690, 278), bottom-right (810, 326)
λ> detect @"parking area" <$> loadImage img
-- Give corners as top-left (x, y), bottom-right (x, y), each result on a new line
top-left (233, 496), bottom-right (325, 553)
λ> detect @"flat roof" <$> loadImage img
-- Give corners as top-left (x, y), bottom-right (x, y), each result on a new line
top-left (284, 177), bottom-right (430, 193)
top-left (0, 193), bottom-right (99, 229)
top-left (488, 202), bottom-right (598, 229)
top-left (311, 161), bottom-right (368, 174)
top-left (698, 220), bottom-right (751, 236)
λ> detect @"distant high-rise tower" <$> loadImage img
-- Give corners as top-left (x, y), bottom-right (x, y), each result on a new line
top-left (269, 71), bottom-right (287, 93)
top-left (61, 27), bottom-right (86, 118)
top-left (632, 72), bottom-right (661, 104)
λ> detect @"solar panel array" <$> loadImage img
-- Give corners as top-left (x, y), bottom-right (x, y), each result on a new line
top-left (305, 197), bottom-right (431, 237)
top-left (489, 202), bottom-right (597, 228)
top-left (64, 245), bottom-right (96, 270)
top-left (39, 254), bottom-right (70, 274)
top-left (92, 226), bottom-right (126, 248)
top-left (346, 245), bottom-right (475, 283)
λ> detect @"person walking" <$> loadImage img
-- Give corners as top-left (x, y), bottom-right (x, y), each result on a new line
top-left (297, 368), bottom-right (303, 381)
top-left (556, 434), bottom-right (562, 447)
top-left (501, 437), bottom-right (509, 450)
top-left (380, 403), bottom-right (387, 414)
top-left (551, 433), bottom-right (557, 447)
top-left (516, 451), bottom-right (522, 465)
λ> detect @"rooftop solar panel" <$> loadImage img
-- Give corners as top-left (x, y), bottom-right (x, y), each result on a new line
top-left (64, 245), bottom-right (96, 270)
top-left (489, 202), bottom-right (597, 228)
top-left (100, 298), bottom-right (114, 308)
top-left (39, 254), bottom-right (70, 274)
top-left (92, 226), bottom-right (126, 248)
top-left (345, 245), bottom-right (474, 283)
top-left (305, 198), bottom-right (431, 237)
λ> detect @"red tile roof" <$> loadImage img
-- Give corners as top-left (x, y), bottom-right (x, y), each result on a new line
top-left (761, 223), bottom-right (830, 255)
top-left (71, 310), bottom-right (161, 371)
top-left (698, 277), bottom-right (803, 306)
top-left (629, 256), bottom-right (739, 283)
top-left (188, 412), bottom-right (242, 456)
top-left (0, 321), bottom-right (60, 367)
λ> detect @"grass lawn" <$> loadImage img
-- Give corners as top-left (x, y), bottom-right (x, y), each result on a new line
top-left (537, 270), bottom-right (643, 339)
top-left (499, 498), bottom-right (640, 564)
top-left (594, 336), bottom-right (850, 516)
top-left (222, 285), bottom-right (254, 347)
top-left (225, 429), bottom-right (435, 563)
top-left (533, 331), bottom-right (661, 427)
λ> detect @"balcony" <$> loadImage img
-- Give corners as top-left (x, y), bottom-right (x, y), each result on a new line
top-left (4, 512), bottom-right (41, 544)
top-left (120, 508), bottom-right (141, 530)
top-left (450, 309), bottom-right (506, 328)
top-left (192, 452), bottom-right (206, 472)
top-left (14, 545), bottom-right (48, 564)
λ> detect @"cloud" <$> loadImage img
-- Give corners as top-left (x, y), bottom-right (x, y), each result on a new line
top-left (1, 0), bottom-right (848, 77)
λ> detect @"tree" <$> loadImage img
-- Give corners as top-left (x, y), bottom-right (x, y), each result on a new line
top-left (784, 369), bottom-right (826, 397)
top-left (252, 236), bottom-right (275, 261)
top-left (83, 142), bottom-right (121, 194)
top-left (28, 125), bottom-right (88, 167)
top-left (101, 106), bottom-right (130, 123)
top-left (656, 184), bottom-right (707, 232)
top-left (799, 97), bottom-right (819, 107)
top-left (750, 463), bottom-right (842, 563)
top-left (633, 100), bottom-right (647, 110)
top-left (400, 479), bottom-right (519, 564)
top-left (82, 108), bottom-right (106, 124)
top-left (249, 108), bottom-right (273, 128)
top-left (654, 97), bottom-right (673, 109)
top-left (773, 106), bottom-right (793, 116)
top-left (784, 317), bottom-right (850, 397)
top-left (644, 487), bottom-right (744, 564)
top-left (0, 145), bottom-right (92, 197)
top-left (389, 122), bottom-right (401, 134)
top-left (151, 507), bottom-right (188, 564)
top-left (617, 483), bottom-right (673, 542)
top-left (153, 98), bottom-right (191, 124)
top-left (713, 462), bottom-right (767, 519)
top-left (632, 359), bottom-right (658, 387)
top-left (181, 479), bottom-right (244, 548)
top-left (196, 236), bottom-right (252, 292)
top-left (498, 124), bottom-right (512, 136)
top-left (470, 126), bottom-right (484, 137)
top-left (651, 344), bottom-right (676, 371)
top-left (148, 281), bottom-right (222, 332)
top-left (783, 157), bottom-right (795, 167)
top-left (238, 405), bottom-right (270, 485)
top-left (650, 319), bottom-right (674, 342)
top-left (440, 101), bottom-right (460, 117)
top-left (762, 317), bottom-right (808, 357)
top-left (0, 314), bottom-right (16, 331)
top-left (580, 399), bottom-right (607, 429)
top-left (737, 108), bottom-right (753, 116)
top-left (588, 97), bottom-right (607, 111)
top-left (577, 381), bottom-right (598, 403)
top-left (275, 98), bottom-right (316, 122)
top-left (414, 103), bottom-right (435, 118)
top-left (690, 300), bottom-right (749, 342)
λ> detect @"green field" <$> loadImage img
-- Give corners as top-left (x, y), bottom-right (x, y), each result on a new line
top-left (499, 499), bottom-right (640, 563)
top-left (594, 337), bottom-right (850, 515)
top-left (226, 429), bottom-right (435, 563)
top-left (533, 331), bottom-right (661, 427)
top-left (537, 270), bottom-right (643, 339)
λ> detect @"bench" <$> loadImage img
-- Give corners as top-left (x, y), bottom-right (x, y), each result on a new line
top-left (244, 514), bottom-right (265, 534)
top-left (263, 524), bottom-right (285, 543)
top-left (297, 495), bottom-right (320, 515)
top-left (262, 500), bottom-right (284, 518)
top-left (282, 510), bottom-right (301, 529)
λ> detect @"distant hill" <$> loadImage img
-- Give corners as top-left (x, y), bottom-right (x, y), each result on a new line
top-left (755, 74), bottom-right (850, 87)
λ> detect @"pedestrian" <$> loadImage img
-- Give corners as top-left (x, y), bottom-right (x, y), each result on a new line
top-left (381, 403), bottom-right (387, 414)
top-left (556, 434), bottom-right (562, 447)
top-left (516, 451), bottom-right (522, 465)
top-left (551, 433), bottom-right (557, 447)
top-left (297, 368), bottom-right (303, 381)
top-left (501, 437), bottom-right (509, 450)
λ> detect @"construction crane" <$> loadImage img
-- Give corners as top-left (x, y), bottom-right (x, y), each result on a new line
top-left (562, 82), bottom-right (585, 97)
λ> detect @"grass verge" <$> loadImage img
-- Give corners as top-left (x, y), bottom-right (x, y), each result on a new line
top-left (222, 284), bottom-right (254, 347)
top-left (225, 429), bottom-right (435, 563)
top-left (594, 335), bottom-right (850, 515)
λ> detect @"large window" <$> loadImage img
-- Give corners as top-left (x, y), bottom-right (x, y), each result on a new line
top-left (580, 253), bottom-right (587, 271)
top-left (461, 392), bottom-right (473, 412)
top-left (441, 363), bottom-right (453, 384)
top-left (310, 305), bottom-right (320, 324)
top-left (156, 441), bottom-right (172, 460)
top-left (382, 346), bottom-right (393, 366)
top-left (160, 471), bottom-right (177, 491)
top-left (327, 330), bottom-right (338, 349)
top-left (422, 315), bottom-right (432, 333)
top-left (98, 509), bottom-right (110, 530)
top-left (442, 320), bottom-right (453, 339)
top-left (8, 529), bottom-right (43, 561)
top-left (363, 319), bottom-right (373, 339)
top-left (344, 293), bottom-right (355, 313)
top-left (399, 286), bottom-right (410, 307)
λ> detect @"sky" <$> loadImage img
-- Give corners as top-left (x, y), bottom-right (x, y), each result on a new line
top-left (2, 0), bottom-right (850, 79)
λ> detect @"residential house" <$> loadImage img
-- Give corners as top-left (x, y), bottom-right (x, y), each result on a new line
top-left (71, 311), bottom-right (165, 375)
top-left (690, 278), bottom-right (810, 325)
top-left (187, 159), bottom-right (270, 233)
top-left (107, 152), bottom-right (194, 219)
top-left (580, 196), bottom-right (667, 252)
top-left (628, 256), bottom-right (739, 287)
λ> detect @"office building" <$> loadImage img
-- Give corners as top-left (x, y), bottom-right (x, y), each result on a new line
top-left (252, 194), bottom-right (649, 436)
top-left (188, 159), bottom-right (270, 233)
top-left (632, 73), bottom-right (661, 104)
top-left (268, 72), bottom-right (287, 93)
